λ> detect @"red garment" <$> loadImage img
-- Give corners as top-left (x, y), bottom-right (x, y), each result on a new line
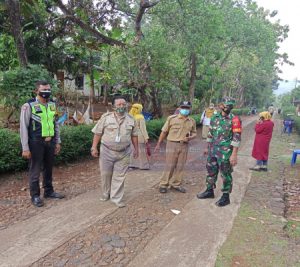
top-left (252, 120), bottom-right (274, 160)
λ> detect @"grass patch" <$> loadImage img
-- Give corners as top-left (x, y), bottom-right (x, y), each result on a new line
top-left (216, 203), bottom-right (289, 267)
top-left (284, 221), bottom-right (300, 239)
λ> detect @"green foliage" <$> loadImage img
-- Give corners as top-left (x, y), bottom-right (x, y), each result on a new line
top-left (0, 128), bottom-right (27, 173)
top-left (0, 117), bottom-right (185, 173)
top-left (146, 119), bottom-right (166, 140)
top-left (231, 108), bottom-right (251, 116)
top-left (55, 125), bottom-right (94, 163)
top-left (0, 64), bottom-right (58, 114)
top-left (0, 0), bottom-right (289, 115)
top-left (0, 34), bottom-right (19, 71)
top-left (281, 106), bottom-right (296, 117)
top-left (294, 117), bottom-right (300, 135)
top-left (284, 221), bottom-right (300, 239)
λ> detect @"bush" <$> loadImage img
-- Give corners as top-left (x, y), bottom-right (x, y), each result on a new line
top-left (0, 128), bottom-right (27, 172)
top-left (0, 114), bottom-right (203, 173)
top-left (231, 108), bottom-right (250, 116)
top-left (146, 119), bottom-right (166, 139)
top-left (294, 117), bottom-right (300, 134)
top-left (0, 125), bottom-right (94, 174)
top-left (55, 125), bottom-right (94, 163)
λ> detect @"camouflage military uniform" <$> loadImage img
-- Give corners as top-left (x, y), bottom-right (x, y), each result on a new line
top-left (206, 112), bottom-right (242, 193)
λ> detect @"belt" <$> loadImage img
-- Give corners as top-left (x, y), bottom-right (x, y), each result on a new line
top-left (101, 143), bottom-right (130, 152)
top-left (169, 140), bottom-right (188, 144)
top-left (43, 137), bottom-right (52, 142)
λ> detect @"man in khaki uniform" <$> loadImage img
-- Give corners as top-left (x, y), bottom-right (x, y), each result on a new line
top-left (91, 95), bottom-right (139, 208)
top-left (154, 101), bottom-right (197, 193)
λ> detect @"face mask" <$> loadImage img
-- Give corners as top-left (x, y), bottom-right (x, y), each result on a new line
top-left (180, 109), bottom-right (190, 116)
top-left (39, 91), bottom-right (51, 99)
top-left (115, 107), bottom-right (126, 114)
top-left (222, 106), bottom-right (231, 115)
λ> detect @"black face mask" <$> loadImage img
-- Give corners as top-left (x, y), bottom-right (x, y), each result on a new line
top-left (222, 105), bottom-right (232, 115)
top-left (39, 91), bottom-right (51, 99)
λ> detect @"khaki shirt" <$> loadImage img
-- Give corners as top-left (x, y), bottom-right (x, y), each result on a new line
top-left (92, 112), bottom-right (138, 151)
top-left (162, 114), bottom-right (197, 142)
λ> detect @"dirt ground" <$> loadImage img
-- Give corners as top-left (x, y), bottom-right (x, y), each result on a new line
top-left (216, 119), bottom-right (300, 267)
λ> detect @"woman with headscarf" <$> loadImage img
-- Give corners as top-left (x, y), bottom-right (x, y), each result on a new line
top-left (250, 111), bottom-right (274, 171)
top-left (129, 103), bottom-right (150, 169)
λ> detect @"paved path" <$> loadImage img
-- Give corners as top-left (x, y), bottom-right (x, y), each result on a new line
top-left (0, 116), bottom-right (255, 267)
top-left (128, 131), bottom-right (253, 267)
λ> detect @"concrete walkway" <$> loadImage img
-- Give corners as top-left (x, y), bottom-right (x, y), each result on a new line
top-left (128, 135), bottom-right (253, 267)
top-left (0, 172), bottom-right (161, 267)
top-left (0, 116), bottom-right (255, 267)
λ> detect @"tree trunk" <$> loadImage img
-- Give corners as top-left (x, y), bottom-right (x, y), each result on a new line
top-left (103, 84), bottom-right (109, 106)
top-left (6, 0), bottom-right (28, 67)
top-left (150, 87), bottom-right (162, 118)
top-left (188, 52), bottom-right (197, 103)
top-left (138, 85), bottom-right (148, 108)
top-left (89, 70), bottom-right (95, 104)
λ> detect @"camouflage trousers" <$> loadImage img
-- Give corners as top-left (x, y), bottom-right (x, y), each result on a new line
top-left (206, 155), bottom-right (233, 193)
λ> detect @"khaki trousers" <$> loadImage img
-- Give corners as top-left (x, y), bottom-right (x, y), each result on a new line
top-left (99, 144), bottom-right (130, 204)
top-left (202, 125), bottom-right (209, 139)
top-left (159, 141), bottom-right (188, 188)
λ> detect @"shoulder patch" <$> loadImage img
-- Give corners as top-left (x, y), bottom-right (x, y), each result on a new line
top-left (232, 115), bottom-right (242, 133)
top-left (22, 104), bottom-right (29, 111)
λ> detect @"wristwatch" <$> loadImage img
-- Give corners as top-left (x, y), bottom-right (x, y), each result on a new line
top-left (90, 147), bottom-right (97, 152)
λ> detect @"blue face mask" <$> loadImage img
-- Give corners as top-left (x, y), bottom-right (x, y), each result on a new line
top-left (180, 109), bottom-right (190, 116)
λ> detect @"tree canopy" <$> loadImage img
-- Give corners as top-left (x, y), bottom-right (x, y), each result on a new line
top-left (0, 0), bottom-right (292, 116)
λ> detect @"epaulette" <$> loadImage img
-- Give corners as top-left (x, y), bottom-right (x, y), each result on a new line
top-left (168, 114), bottom-right (178, 119)
top-left (27, 98), bottom-right (36, 104)
top-left (102, 111), bottom-right (112, 117)
top-left (127, 113), bottom-right (134, 119)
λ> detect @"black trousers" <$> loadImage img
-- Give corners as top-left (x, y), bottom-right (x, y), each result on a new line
top-left (28, 139), bottom-right (55, 198)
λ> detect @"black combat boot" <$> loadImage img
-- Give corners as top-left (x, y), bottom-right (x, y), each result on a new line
top-left (215, 193), bottom-right (230, 207)
top-left (196, 188), bottom-right (214, 199)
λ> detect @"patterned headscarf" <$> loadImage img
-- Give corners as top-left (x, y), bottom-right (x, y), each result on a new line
top-left (129, 103), bottom-right (144, 120)
top-left (259, 111), bottom-right (272, 120)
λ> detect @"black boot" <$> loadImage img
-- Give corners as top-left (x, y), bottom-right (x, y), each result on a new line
top-left (196, 188), bottom-right (214, 199)
top-left (215, 193), bottom-right (230, 207)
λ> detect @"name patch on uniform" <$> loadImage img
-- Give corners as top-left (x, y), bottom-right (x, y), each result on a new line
top-left (50, 105), bottom-right (56, 111)
top-left (34, 104), bottom-right (42, 113)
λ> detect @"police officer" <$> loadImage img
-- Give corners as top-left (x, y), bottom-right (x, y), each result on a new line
top-left (20, 80), bottom-right (64, 207)
top-left (154, 101), bottom-right (197, 193)
top-left (91, 95), bottom-right (139, 208)
top-left (197, 97), bottom-right (242, 207)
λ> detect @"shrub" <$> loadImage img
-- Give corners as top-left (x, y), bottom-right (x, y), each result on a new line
top-left (231, 108), bottom-right (250, 116)
top-left (0, 128), bottom-right (27, 172)
top-left (55, 125), bottom-right (94, 163)
top-left (0, 114), bottom-right (203, 173)
top-left (146, 118), bottom-right (166, 139)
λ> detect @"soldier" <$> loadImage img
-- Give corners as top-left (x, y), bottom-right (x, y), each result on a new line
top-left (154, 101), bottom-right (197, 193)
top-left (197, 97), bottom-right (242, 207)
top-left (91, 95), bottom-right (139, 208)
top-left (20, 80), bottom-right (64, 207)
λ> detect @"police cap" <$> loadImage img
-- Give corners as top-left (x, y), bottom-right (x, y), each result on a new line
top-left (179, 101), bottom-right (192, 108)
